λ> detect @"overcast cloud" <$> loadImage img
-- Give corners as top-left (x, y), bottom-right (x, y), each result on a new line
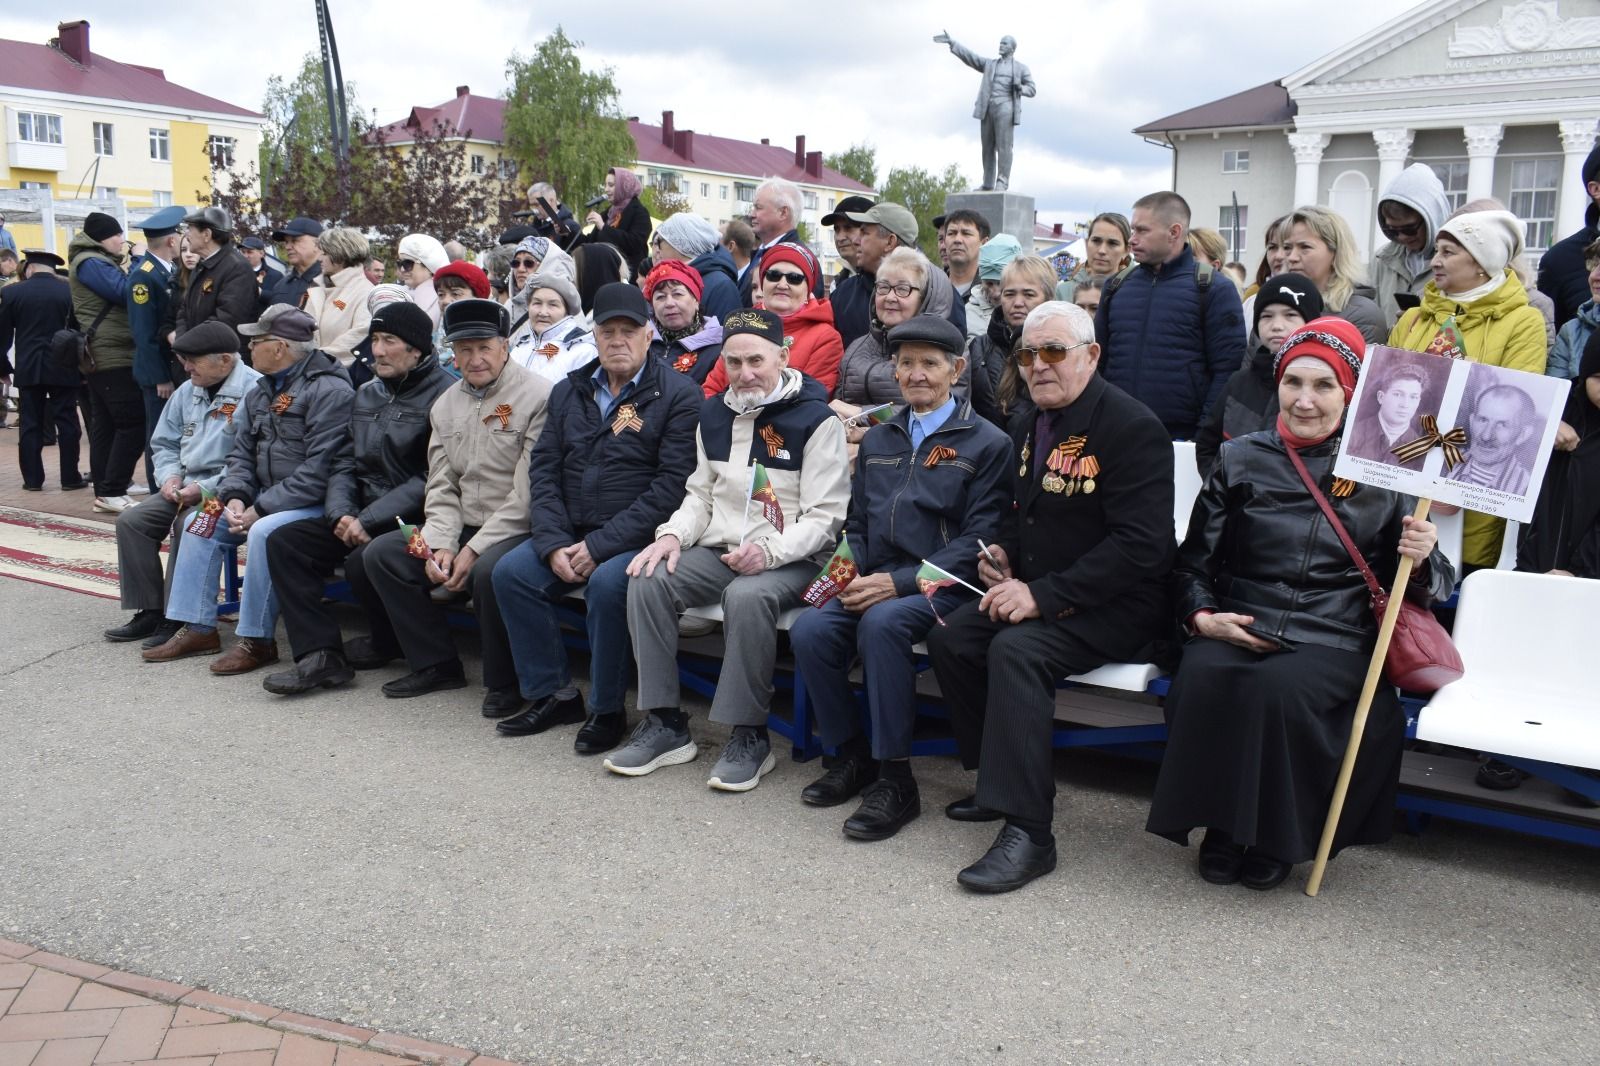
top-left (3, 0), bottom-right (1410, 224)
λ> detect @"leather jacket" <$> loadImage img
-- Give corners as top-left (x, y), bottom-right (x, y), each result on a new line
top-left (1175, 429), bottom-right (1455, 654)
top-left (325, 357), bottom-right (454, 535)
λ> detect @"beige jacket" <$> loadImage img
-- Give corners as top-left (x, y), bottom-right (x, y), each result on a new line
top-left (422, 358), bottom-right (551, 556)
top-left (305, 264), bottom-right (375, 367)
top-left (657, 368), bottom-right (848, 568)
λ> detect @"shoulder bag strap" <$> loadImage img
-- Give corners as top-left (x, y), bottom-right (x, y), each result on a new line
top-left (1282, 441), bottom-right (1385, 605)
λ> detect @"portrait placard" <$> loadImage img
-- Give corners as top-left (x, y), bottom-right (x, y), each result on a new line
top-left (1333, 345), bottom-right (1571, 522)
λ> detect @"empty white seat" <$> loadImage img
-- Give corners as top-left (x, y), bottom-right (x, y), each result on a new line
top-left (1065, 662), bottom-right (1161, 692)
top-left (1172, 440), bottom-right (1203, 543)
top-left (1415, 569), bottom-right (1599, 770)
top-left (681, 603), bottom-right (807, 630)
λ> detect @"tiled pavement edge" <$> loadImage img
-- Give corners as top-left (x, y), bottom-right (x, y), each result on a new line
top-left (0, 939), bottom-right (521, 1066)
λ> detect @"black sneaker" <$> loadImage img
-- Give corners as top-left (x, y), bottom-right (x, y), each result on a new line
top-left (843, 776), bottom-right (921, 841)
top-left (139, 619), bottom-right (183, 650)
top-left (381, 663), bottom-right (468, 698)
top-left (262, 649), bottom-right (356, 695)
top-left (800, 755), bottom-right (877, 807)
top-left (105, 609), bottom-right (162, 643)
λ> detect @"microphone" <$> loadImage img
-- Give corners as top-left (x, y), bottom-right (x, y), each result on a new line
top-left (584, 193), bottom-right (608, 209)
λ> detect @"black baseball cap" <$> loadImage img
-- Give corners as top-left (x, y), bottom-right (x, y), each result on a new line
top-left (240, 236), bottom-right (266, 251)
top-left (271, 216), bottom-right (323, 241)
top-left (821, 195), bottom-right (875, 227)
top-left (592, 282), bottom-right (650, 326)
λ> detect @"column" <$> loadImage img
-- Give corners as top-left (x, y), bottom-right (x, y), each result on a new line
top-left (1556, 118), bottom-right (1598, 235)
top-left (1372, 129), bottom-right (1414, 252)
top-left (1462, 124), bottom-right (1503, 203)
top-left (1288, 132), bottom-right (1330, 208)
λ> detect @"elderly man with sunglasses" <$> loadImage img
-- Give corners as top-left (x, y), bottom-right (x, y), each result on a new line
top-left (926, 301), bottom-right (1175, 894)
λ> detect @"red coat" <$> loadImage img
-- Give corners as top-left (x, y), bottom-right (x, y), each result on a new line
top-left (702, 298), bottom-right (844, 398)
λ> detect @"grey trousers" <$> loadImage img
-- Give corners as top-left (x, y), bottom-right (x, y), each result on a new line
top-left (115, 495), bottom-right (182, 611)
top-left (980, 101), bottom-right (1017, 190)
top-left (627, 545), bottom-right (813, 726)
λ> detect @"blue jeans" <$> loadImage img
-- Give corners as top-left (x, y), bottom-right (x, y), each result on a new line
top-left (491, 540), bottom-right (633, 714)
top-left (166, 505), bottom-right (322, 636)
top-left (790, 588), bottom-right (965, 760)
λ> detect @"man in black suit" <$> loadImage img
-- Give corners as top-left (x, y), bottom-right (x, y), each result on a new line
top-left (737, 177), bottom-right (805, 308)
top-left (928, 301), bottom-right (1175, 894)
top-left (0, 251), bottom-right (85, 490)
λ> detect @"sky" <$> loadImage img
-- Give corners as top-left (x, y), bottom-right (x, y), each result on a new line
top-left (3, 0), bottom-right (1414, 226)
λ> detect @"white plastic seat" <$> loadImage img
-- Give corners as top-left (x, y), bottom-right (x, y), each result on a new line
top-left (1415, 569), bottom-right (1599, 770)
top-left (682, 603), bottom-right (807, 630)
top-left (1172, 440), bottom-right (1203, 542)
top-left (1065, 662), bottom-right (1161, 692)
top-left (1432, 508), bottom-right (1465, 580)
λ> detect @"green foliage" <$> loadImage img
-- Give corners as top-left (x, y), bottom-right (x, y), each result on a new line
top-left (878, 163), bottom-right (969, 259)
top-left (640, 187), bottom-right (691, 221)
top-left (502, 28), bottom-right (637, 209)
top-left (258, 52), bottom-right (371, 216)
top-left (824, 143), bottom-right (878, 189)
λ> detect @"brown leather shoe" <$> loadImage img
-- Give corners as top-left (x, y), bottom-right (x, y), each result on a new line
top-left (141, 625), bottom-right (222, 662)
top-left (210, 637), bottom-right (280, 675)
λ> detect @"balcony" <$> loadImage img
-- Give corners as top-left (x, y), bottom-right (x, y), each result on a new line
top-left (7, 139), bottom-right (66, 171)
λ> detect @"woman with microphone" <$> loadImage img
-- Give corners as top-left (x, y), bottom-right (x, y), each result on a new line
top-left (570, 167), bottom-right (651, 277)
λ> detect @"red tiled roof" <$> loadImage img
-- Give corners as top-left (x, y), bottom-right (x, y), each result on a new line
top-left (374, 93), bottom-right (872, 192)
top-left (1134, 81), bottom-right (1294, 136)
top-left (0, 37), bottom-right (260, 119)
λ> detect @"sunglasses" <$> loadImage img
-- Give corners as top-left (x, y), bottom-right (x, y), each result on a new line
top-left (1013, 341), bottom-right (1090, 367)
top-left (1384, 220), bottom-right (1424, 238)
top-left (397, 259), bottom-right (417, 270)
top-left (765, 268), bottom-right (807, 286)
top-left (512, 257), bottom-right (539, 268)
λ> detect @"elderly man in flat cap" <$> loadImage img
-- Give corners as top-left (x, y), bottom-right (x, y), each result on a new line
top-left (791, 314), bottom-right (1012, 840)
top-left (359, 298), bottom-right (551, 710)
top-left (144, 306), bottom-right (355, 673)
top-left (261, 302), bottom-right (455, 695)
top-left (105, 321), bottom-right (263, 647)
top-left (174, 206), bottom-right (256, 353)
top-left (617, 307), bottom-right (848, 792)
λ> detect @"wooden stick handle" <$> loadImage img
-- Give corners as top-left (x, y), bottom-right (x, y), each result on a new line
top-left (1305, 498), bottom-right (1432, 897)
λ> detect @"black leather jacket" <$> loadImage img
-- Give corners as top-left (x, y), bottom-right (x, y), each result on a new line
top-left (324, 357), bottom-right (454, 535)
top-left (1175, 429), bottom-right (1455, 654)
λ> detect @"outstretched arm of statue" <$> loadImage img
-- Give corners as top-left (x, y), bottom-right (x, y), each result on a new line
top-left (936, 33), bottom-right (987, 72)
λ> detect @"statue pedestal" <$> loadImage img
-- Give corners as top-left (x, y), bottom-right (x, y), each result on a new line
top-left (944, 190), bottom-right (1036, 255)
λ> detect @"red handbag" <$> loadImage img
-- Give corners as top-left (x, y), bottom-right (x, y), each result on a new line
top-left (1284, 445), bottom-right (1464, 693)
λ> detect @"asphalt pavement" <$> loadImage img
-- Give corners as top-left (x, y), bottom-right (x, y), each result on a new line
top-left (2, 580), bottom-right (1597, 1064)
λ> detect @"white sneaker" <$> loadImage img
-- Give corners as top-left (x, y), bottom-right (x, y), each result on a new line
top-left (127, 483), bottom-right (151, 496)
top-left (93, 495), bottom-right (134, 513)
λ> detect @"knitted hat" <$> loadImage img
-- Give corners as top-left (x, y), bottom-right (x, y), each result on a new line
top-left (977, 234), bottom-right (1022, 281)
top-left (654, 214), bottom-right (720, 259)
top-left (525, 270), bottom-right (581, 318)
top-left (397, 233), bottom-right (449, 273)
top-left (84, 212), bottom-right (122, 242)
top-left (366, 283), bottom-right (413, 312)
top-left (1253, 272), bottom-right (1324, 332)
top-left (1273, 316), bottom-right (1367, 400)
top-left (760, 242), bottom-right (818, 293)
top-left (643, 259), bottom-right (704, 302)
top-left (433, 260), bottom-right (490, 299)
top-left (1437, 210), bottom-right (1524, 277)
top-left (369, 302), bottom-right (435, 357)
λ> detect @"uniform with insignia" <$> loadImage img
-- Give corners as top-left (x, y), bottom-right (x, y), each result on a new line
top-left (128, 204), bottom-right (187, 492)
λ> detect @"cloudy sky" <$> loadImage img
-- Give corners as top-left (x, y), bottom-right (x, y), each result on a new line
top-left (5, 0), bottom-right (1410, 224)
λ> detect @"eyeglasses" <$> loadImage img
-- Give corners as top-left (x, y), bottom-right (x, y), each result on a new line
top-left (397, 259), bottom-right (417, 271)
top-left (512, 257), bottom-right (539, 268)
top-left (874, 282), bottom-right (921, 298)
top-left (1013, 341), bottom-right (1090, 367)
top-left (246, 336), bottom-right (280, 347)
top-left (764, 269), bottom-right (807, 286)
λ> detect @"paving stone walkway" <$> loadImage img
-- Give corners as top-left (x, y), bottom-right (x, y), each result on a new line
top-left (0, 941), bottom-right (516, 1066)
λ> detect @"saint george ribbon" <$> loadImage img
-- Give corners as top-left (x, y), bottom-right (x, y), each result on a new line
top-left (1390, 414), bottom-right (1467, 468)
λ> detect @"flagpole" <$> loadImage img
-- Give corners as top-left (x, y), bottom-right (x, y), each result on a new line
top-left (738, 461), bottom-right (758, 547)
top-left (919, 559), bottom-right (986, 597)
top-left (1305, 497), bottom-right (1430, 897)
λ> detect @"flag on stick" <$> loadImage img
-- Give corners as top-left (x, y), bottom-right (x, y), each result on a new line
top-left (184, 485), bottom-right (224, 538)
top-left (915, 559), bottom-right (984, 626)
top-left (748, 461), bottom-right (784, 532)
top-left (803, 535), bottom-right (859, 607)
top-left (397, 517), bottom-right (435, 561)
top-left (847, 403), bottom-right (895, 427)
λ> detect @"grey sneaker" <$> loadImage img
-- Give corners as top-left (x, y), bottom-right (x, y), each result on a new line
top-left (603, 713), bottom-right (697, 776)
top-left (707, 727), bottom-right (776, 792)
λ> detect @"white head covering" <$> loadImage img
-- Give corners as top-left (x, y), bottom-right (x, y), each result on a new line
top-left (1438, 210), bottom-right (1524, 277)
top-left (366, 283), bottom-right (412, 312)
top-left (397, 233), bottom-right (449, 273)
top-left (655, 214), bottom-right (720, 259)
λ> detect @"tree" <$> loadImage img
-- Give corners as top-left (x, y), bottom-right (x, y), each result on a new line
top-left (640, 187), bottom-right (690, 221)
top-left (825, 143), bottom-right (878, 190)
top-left (502, 29), bottom-right (637, 209)
top-left (879, 163), bottom-right (969, 260)
top-left (257, 52), bottom-right (372, 223)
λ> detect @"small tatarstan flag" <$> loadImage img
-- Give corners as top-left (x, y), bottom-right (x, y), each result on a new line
top-left (1424, 315), bottom-right (1466, 360)
top-left (852, 403), bottom-right (895, 426)
top-left (184, 485), bottom-right (224, 538)
top-left (803, 535), bottom-right (859, 607)
top-left (397, 517), bottom-right (435, 561)
top-left (749, 462), bottom-right (785, 532)
top-left (915, 560), bottom-right (961, 626)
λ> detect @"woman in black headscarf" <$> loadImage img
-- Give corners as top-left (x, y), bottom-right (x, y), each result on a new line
top-left (571, 243), bottom-right (628, 318)
top-left (1518, 330), bottom-right (1600, 579)
top-left (571, 167), bottom-right (651, 277)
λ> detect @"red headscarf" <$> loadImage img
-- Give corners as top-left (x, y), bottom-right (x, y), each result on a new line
top-left (1272, 316), bottom-right (1367, 448)
top-left (643, 259), bottom-right (704, 302)
top-left (758, 242), bottom-right (818, 297)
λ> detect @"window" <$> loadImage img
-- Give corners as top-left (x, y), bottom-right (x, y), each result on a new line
top-left (1510, 158), bottom-right (1561, 254)
top-left (497, 157), bottom-right (514, 179)
top-left (470, 154), bottom-right (485, 175)
top-left (149, 128), bottom-right (169, 161)
top-left (734, 181), bottom-right (757, 204)
top-left (151, 191), bottom-right (174, 207)
top-left (94, 186), bottom-right (118, 200)
top-left (19, 180), bottom-right (50, 191)
top-left (828, 197), bottom-right (836, 210)
top-left (720, 185), bottom-right (729, 201)
top-left (646, 168), bottom-right (680, 193)
top-left (1430, 161), bottom-right (1469, 211)
top-left (207, 135), bottom-right (236, 168)
top-left (1219, 205), bottom-right (1248, 259)
top-left (1222, 149), bottom-right (1250, 174)
top-left (803, 191), bottom-right (818, 210)
top-left (700, 182), bottom-right (710, 198)
top-left (16, 111), bottom-right (63, 144)
top-left (92, 122), bottom-right (114, 156)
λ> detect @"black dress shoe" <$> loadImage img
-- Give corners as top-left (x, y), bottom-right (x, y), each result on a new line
top-left (495, 691), bottom-right (583, 732)
top-left (482, 687), bottom-right (528, 719)
top-left (139, 619), bottom-right (183, 650)
top-left (945, 794), bottom-right (1003, 822)
top-left (843, 777), bottom-right (921, 841)
top-left (1197, 829), bottom-right (1245, 886)
top-left (104, 609), bottom-right (162, 643)
top-left (957, 824), bottom-right (1058, 894)
top-left (60, 479), bottom-right (88, 490)
top-left (381, 663), bottom-right (467, 698)
top-left (346, 635), bottom-right (401, 670)
top-left (262, 649), bottom-right (356, 695)
top-left (22, 483), bottom-right (42, 492)
top-left (574, 712), bottom-right (627, 755)
top-left (1240, 851), bottom-right (1293, 891)
top-left (800, 755), bottom-right (877, 807)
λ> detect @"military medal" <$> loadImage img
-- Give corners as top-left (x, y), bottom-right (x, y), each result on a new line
top-left (1018, 439), bottom-right (1030, 479)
